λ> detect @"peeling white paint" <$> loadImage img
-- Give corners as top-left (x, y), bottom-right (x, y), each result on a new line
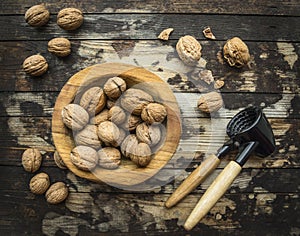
top-left (277, 42), bottom-right (298, 69)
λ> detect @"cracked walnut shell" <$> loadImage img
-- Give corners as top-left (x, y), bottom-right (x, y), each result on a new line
top-left (25, 4), bottom-right (50, 27)
top-left (104, 77), bottom-right (127, 100)
top-left (136, 123), bottom-right (162, 147)
top-left (45, 182), bottom-right (69, 204)
top-left (22, 148), bottom-right (42, 173)
top-left (223, 37), bottom-right (250, 67)
top-left (29, 172), bottom-right (50, 195)
top-left (23, 54), bottom-right (48, 76)
top-left (176, 35), bottom-right (202, 65)
top-left (48, 38), bottom-right (71, 57)
top-left (57, 8), bottom-right (83, 30)
top-left (197, 91), bottom-right (223, 113)
top-left (61, 104), bottom-right (89, 131)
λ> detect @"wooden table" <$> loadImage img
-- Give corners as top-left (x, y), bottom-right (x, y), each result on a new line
top-left (1, 1), bottom-right (299, 235)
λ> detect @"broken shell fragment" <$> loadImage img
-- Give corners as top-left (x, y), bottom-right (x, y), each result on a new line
top-left (158, 28), bottom-right (174, 41)
top-left (202, 26), bottom-right (216, 40)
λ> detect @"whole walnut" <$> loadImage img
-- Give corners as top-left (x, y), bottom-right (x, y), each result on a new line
top-left (106, 99), bottom-right (116, 109)
top-left (75, 125), bottom-right (102, 149)
top-left (29, 172), bottom-right (50, 194)
top-left (70, 145), bottom-right (98, 171)
top-left (90, 109), bottom-right (109, 125)
top-left (121, 88), bottom-right (154, 115)
top-left (80, 87), bottom-right (106, 116)
top-left (108, 106), bottom-right (126, 125)
top-left (141, 103), bottom-right (167, 125)
top-left (45, 182), bottom-right (69, 204)
top-left (136, 123), bottom-right (162, 147)
top-left (22, 148), bottom-right (42, 173)
top-left (176, 35), bottom-right (202, 65)
top-left (98, 147), bottom-right (121, 169)
top-left (25, 4), bottom-right (50, 27)
top-left (54, 151), bottom-right (66, 169)
top-left (103, 77), bottom-right (127, 100)
top-left (130, 143), bottom-right (152, 167)
top-left (120, 134), bottom-right (139, 158)
top-left (23, 54), bottom-right (48, 76)
top-left (48, 37), bottom-right (71, 57)
top-left (61, 104), bottom-right (89, 131)
top-left (117, 128), bottom-right (127, 146)
top-left (121, 114), bottom-right (143, 132)
top-left (97, 121), bottom-right (120, 147)
top-left (197, 91), bottom-right (223, 113)
top-left (223, 37), bottom-right (250, 67)
top-left (57, 8), bottom-right (83, 31)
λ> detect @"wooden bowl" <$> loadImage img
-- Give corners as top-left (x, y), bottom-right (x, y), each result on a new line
top-left (52, 63), bottom-right (181, 189)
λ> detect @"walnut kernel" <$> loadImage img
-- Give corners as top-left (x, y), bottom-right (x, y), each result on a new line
top-left (176, 35), bottom-right (202, 65)
top-left (223, 37), bottom-right (250, 67)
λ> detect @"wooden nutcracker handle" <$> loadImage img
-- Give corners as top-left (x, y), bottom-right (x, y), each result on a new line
top-left (184, 161), bottom-right (242, 231)
top-left (165, 154), bottom-right (221, 208)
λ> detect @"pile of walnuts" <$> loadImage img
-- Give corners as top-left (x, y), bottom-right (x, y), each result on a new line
top-left (61, 76), bottom-right (167, 170)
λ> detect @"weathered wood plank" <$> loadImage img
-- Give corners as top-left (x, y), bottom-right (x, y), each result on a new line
top-left (0, 40), bottom-right (299, 93)
top-left (0, 0), bottom-right (300, 16)
top-left (1, 14), bottom-right (300, 41)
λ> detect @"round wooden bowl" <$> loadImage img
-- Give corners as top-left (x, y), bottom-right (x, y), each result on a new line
top-left (52, 63), bottom-right (181, 189)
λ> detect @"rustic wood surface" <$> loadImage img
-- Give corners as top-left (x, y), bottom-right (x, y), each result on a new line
top-left (0, 0), bottom-right (299, 235)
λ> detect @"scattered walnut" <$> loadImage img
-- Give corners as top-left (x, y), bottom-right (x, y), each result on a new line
top-left (23, 54), bottom-right (48, 76)
top-left (202, 26), bottom-right (216, 40)
top-left (130, 143), bottom-right (152, 167)
top-left (103, 77), bottom-right (127, 100)
top-left (25, 4), bottom-right (50, 27)
top-left (108, 106), bottom-right (126, 125)
top-left (57, 8), bottom-right (83, 30)
top-left (48, 37), bottom-right (71, 57)
top-left (90, 109), bottom-right (109, 125)
top-left (176, 35), bottom-right (202, 66)
top-left (70, 145), bottom-right (98, 171)
top-left (22, 148), bottom-right (42, 173)
top-left (53, 151), bottom-right (67, 169)
top-left (97, 121), bottom-right (120, 147)
top-left (136, 123), bottom-right (161, 147)
top-left (197, 91), bottom-right (223, 113)
top-left (120, 134), bottom-right (139, 158)
top-left (223, 37), bottom-right (250, 67)
top-left (157, 28), bottom-right (174, 41)
top-left (75, 125), bottom-right (102, 150)
top-left (98, 147), bottom-right (121, 169)
top-left (45, 182), bottom-right (69, 204)
top-left (214, 80), bottom-right (225, 89)
top-left (121, 114), bottom-right (143, 132)
top-left (121, 88), bottom-right (154, 115)
top-left (61, 104), bottom-right (89, 131)
top-left (80, 87), bottom-right (106, 116)
top-left (141, 103), bottom-right (167, 124)
top-left (29, 172), bottom-right (50, 195)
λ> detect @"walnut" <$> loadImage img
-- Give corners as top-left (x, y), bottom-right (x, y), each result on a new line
top-left (90, 109), bottom-right (109, 125)
top-left (98, 147), bottom-right (121, 169)
top-left (214, 80), bottom-right (225, 89)
top-left (22, 148), bottom-right (42, 173)
top-left (103, 77), bottom-right (127, 100)
top-left (223, 37), bottom-right (250, 67)
top-left (53, 151), bottom-right (67, 169)
top-left (197, 91), bottom-right (223, 113)
top-left (97, 121), bottom-right (120, 147)
top-left (157, 28), bottom-right (174, 41)
top-left (176, 35), bottom-right (202, 65)
top-left (141, 103), bottom-right (167, 124)
top-left (48, 37), bottom-right (71, 57)
top-left (57, 8), bottom-right (83, 31)
top-left (61, 104), bottom-right (89, 131)
top-left (120, 134), bottom-right (139, 158)
top-left (106, 99), bottom-right (116, 109)
top-left (80, 87), bottom-right (106, 116)
top-left (136, 123), bottom-right (161, 147)
top-left (70, 145), bottom-right (98, 171)
top-left (117, 128), bottom-right (127, 146)
top-left (29, 172), bottom-right (50, 195)
top-left (75, 125), bottom-right (102, 149)
top-left (108, 106), bottom-right (126, 125)
top-left (121, 114), bottom-right (143, 132)
top-left (130, 143), bottom-right (152, 167)
top-left (202, 26), bottom-right (216, 40)
top-left (23, 54), bottom-right (48, 76)
top-left (25, 4), bottom-right (50, 27)
top-left (121, 88), bottom-right (154, 115)
top-left (45, 182), bottom-right (69, 204)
